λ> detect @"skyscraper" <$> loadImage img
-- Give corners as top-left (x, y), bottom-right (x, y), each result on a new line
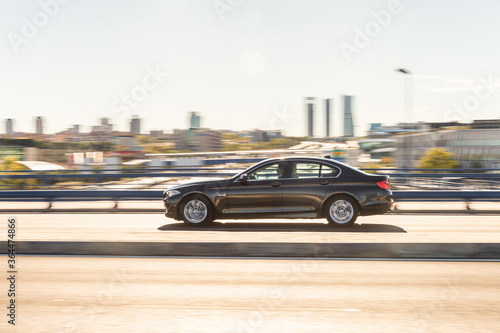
top-left (343, 95), bottom-right (354, 137)
top-left (189, 112), bottom-right (201, 129)
top-left (325, 99), bottom-right (332, 137)
top-left (305, 97), bottom-right (316, 137)
top-left (36, 116), bottom-right (43, 135)
top-left (6, 119), bottom-right (13, 135)
top-left (130, 116), bottom-right (141, 135)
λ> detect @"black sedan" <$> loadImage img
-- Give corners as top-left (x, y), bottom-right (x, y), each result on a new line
top-left (162, 156), bottom-right (393, 227)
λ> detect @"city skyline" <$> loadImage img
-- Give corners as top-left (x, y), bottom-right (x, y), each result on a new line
top-left (1, 1), bottom-right (500, 136)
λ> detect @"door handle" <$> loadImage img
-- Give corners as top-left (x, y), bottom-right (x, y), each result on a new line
top-left (271, 182), bottom-right (281, 187)
top-left (319, 180), bottom-right (329, 185)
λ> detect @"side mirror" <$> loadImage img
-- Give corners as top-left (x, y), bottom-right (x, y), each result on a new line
top-left (239, 174), bottom-right (248, 183)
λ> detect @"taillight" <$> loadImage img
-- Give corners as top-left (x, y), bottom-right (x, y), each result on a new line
top-left (377, 180), bottom-right (390, 190)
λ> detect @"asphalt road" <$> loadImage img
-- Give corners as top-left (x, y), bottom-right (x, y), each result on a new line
top-left (2, 213), bottom-right (500, 243)
top-left (2, 257), bottom-right (500, 333)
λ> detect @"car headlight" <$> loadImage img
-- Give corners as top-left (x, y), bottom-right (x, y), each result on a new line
top-left (164, 189), bottom-right (181, 198)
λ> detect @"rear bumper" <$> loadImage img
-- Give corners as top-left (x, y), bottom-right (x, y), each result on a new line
top-left (360, 202), bottom-right (393, 216)
top-left (360, 193), bottom-right (394, 216)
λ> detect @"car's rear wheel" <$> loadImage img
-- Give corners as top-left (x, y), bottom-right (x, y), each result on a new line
top-left (180, 195), bottom-right (214, 227)
top-left (325, 195), bottom-right (358, 227)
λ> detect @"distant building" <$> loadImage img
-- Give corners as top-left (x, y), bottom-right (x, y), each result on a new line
top-left (36, 116), bottom-right (43, 135)
top-left (395, 127), bottom-right (500, 168)
top-left (174, 128), bottom-right (221, 152)
top-left (52, 125), bottom-right (82, 142)
top-left (325, 98), bottom-right (332, 137)
top-left (367, 122), bottom-right (428, 138)
top-left (304, 97), bottom-right (316, 137)
top-left (470, 119), bottom-right (500, 129)
top-left (189, 112), bottom-right (201, 129)
top-left (72, 125), bottom-right (80, 134)
top-left (369, 123), bottom-right (383, 133)
top-left (111, 132), bottom-right (137, 147)
top-left (90, 118), bottom-right (113, 142)
top-left (92, 118), bottom-right (113, 133)
top-left (252, 129), bottom-right (283, 142)
top-left (150, 130), bottom-right (164, 138)
top-left (358, 138), bottom-right (396, 160)
top-left (343, 95), bottom-right (354, 137)
top-left (130, 116), bottom-right (141, 135)
top-left (6, 119), bottom-right (13, 135)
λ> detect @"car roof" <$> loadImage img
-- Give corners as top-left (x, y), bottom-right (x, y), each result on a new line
top-left (256, 156), bottom-right (360, 172)
top-left (233, 156), bottom-right (363, 179)
top-left (260, 156), bottom-right (338, 163)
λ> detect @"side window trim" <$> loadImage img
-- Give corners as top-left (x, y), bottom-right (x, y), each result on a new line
top-left (234, 160), bottom-right (342, 181)
top-left (239, 162), bottom-right (287, 181)
top-left (319, 163), bottom-right (342, 178)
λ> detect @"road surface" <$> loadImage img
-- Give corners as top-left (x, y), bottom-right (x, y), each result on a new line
top-left (1, 213), bottom-right (500, 243)
top-left (1, 257), bottom-right (499, 332)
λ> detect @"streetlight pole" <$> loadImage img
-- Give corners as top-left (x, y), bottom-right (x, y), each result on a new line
top-left (395, 68), bottom-right (413, 168)
top-left (395, 68), bottom-right (412, 123)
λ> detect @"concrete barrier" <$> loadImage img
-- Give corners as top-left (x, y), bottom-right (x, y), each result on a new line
top-left (2, 241), bottom-right (500, 259)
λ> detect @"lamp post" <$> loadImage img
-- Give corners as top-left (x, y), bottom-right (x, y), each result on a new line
top-left (395, 68), bottom-right (412, 123)
top-left (395, 68), bottom-right (413, 168)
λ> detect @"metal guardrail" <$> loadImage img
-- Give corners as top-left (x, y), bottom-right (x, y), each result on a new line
top-left (0, 190), bottom-right (499, 203)
top-left (383, 173), bottom-right (500, 179)
top-left (0, 190), bottom-right (163, 210)
top-left (0, 168), bottom-right (240, 190)
top-left (393, 191), bottom-right (500, 201)
top-left (0, 169), bottom-right (499, 183)
top-left (1, 167), bottom-right (500, 193)
top-left (4, 172), bottom-right (500, 180)
top-left (0, 189), bottom-right (498, 213)
top-left (0, 172), bottom-right (235, 180)
top-left (0, 167), bottom-right (498, 173)
top-left (0, 167), bottom-right (244, 173)
top-left (362, 168), bottom-right (500, 173)
top-left (0, 190), bottom-right (162, 201)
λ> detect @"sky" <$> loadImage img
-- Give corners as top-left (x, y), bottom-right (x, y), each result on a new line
top-left (1, 0), bottom-right (500, 137)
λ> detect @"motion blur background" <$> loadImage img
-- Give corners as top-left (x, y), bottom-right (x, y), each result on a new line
top-left (1, 0), bottom-right (500, 173)
top-left (1, 1), bottom-right (500, 333)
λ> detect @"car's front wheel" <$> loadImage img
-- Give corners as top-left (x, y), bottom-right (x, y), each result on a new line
top-left (325, 195), bottom-right (358, 227)
top-left (180, 195), bottom-right (214, 227)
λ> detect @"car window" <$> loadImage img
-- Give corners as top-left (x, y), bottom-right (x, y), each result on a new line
top-left (292, 163), bottom-right (321, 178)
top-left (320, 164), bottom-right (340, 178)
top-left (247, 163), bottom-right (285, 180)
top-left (291, 162), bottom-right (340, 178)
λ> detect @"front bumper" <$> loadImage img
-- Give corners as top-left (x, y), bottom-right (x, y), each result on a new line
top-left (163, 196), bottom-right (180, 220)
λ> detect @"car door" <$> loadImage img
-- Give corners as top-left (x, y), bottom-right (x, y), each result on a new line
top-left (281, 161), bottom-right (340, 214)
top-left (226, 162), bottom-right (286, 215)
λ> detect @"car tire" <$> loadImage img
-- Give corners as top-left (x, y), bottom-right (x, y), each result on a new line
top-left (325, 195), bottom-right (358, 227)
top-left (180, 195), bottom-right (214, 227)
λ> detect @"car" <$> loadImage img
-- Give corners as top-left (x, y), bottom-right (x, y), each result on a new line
top-left (162, 156), bottom-right (394, 227)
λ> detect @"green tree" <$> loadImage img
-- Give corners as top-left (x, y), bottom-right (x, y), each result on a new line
top-left (417, 148), bottom-right (459, 171)
top-left (137, 135), bottom-right (151, 145)
top-left (0, 158), bottom-right (39, 189)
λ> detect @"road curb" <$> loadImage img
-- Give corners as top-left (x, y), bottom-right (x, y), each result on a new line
top-left (2, 241), bottom-right (500, 259)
